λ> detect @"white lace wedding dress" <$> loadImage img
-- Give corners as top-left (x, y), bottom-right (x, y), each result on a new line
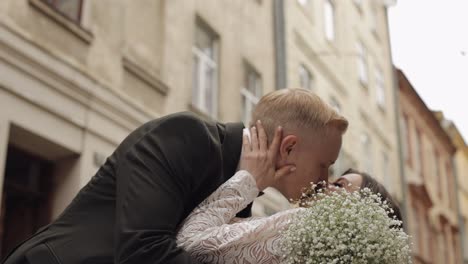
top-left (176, 170), bottom-right (305, 263)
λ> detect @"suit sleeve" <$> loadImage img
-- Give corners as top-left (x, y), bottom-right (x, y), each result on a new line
top-left (114, 115), bottom-right (211, 264)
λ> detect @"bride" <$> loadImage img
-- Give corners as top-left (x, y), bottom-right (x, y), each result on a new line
top-left (176, 122), bottom-right (401, 263)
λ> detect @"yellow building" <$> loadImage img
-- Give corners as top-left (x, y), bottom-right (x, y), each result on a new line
top-left (398, 70), bottom-right (462, 264)
top-left (436, 112), bottom-right (468, 264)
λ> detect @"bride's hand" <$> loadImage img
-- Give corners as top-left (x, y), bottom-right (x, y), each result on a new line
top-left (239, 120), bottom-right (296, 191)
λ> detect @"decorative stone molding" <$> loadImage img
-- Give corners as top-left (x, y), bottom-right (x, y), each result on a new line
top-left (29, 0), bottom-right (93, 44)
top-left (122, 55), bottom-right (169, 96)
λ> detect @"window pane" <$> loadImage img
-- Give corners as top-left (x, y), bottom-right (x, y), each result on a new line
top-left (370, 7), bottom-right (377, 32)
top-left (414, 130), bottom-right (421, 174)
top-left (400, 116), bottom-right (409, 161)
top-left (324, 0), bottom-right (335, 41)
top-left (357, 42), bottom-right (368, 84)
top-left (195, 26), bottom-right (215, 58)
top-left (55, 0), bottom-right (82, 22)
top-left (376, 69), bottom-right (385, 107)
top-left (242, 65), bottom-right (262, 124)
top-left (382, 152), bottom-right (391, 192)
top-left (246, 68), bottom-right (261, 96)
top-left (193, 23), bottom-right (218, 117)
top-left (204, 66), bottom-right (215, 114)
top-left (299, 65), bottom-right (312, 90)
top-left (192, 55), bottom-right (201, 107)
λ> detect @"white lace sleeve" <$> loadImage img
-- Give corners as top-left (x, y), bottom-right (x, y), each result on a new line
top-left (176, 170), bottom-right (305, 263)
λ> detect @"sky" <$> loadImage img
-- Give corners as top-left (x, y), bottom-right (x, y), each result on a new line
top-left (388, 0), bottom-right (468, 142)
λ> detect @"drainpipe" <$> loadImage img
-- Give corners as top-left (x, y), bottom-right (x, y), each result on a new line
top-left (384, 7), bottom-right (409, 231)
top-left (273, 0), bottom-right (287, 90)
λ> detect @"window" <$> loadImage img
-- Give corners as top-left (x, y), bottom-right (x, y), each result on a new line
top-left (370, 5), bottom-right (378, 35)
top-left (241, 64), bottom-right (262, 125)
top-left (434, 150), bottom-right (442, 198)
top-left (299, 64), bottom-right (313, 90)
top-left (361, 133), bottom-right (373, 174)
top-left (192, 22), bottom-right (218, 118)
top-left (446, 161), bottom-right (455, 209)
top-left (414, 129), bottom-right (422, 176)
top-left (323, 0), bottom-right (335, 42)
top-left (382, 152), bottom-right (391, 192)
top-left (375, 68), bottom-right (386, 108)
top-left (357, 41), bottom-right (368, 86)
top-left (42, 0), bottom-right (84, 22)
top-left (401, 114), bottom-right (412, 165)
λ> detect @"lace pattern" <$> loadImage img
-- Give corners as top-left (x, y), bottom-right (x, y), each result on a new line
top-left (176, 170), bottom-right (304, 263)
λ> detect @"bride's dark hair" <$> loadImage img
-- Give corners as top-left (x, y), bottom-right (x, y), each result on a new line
top-left (341, 168), bottom-right (403, 223)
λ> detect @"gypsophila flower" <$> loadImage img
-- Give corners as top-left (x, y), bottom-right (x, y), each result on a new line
top-left (281, 183), bottom-right (412, 264)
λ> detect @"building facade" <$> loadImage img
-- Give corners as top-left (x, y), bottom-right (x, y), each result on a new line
top-left (397, 69), bottom-right (462, 264)
top-left (265, 0), bottom-right (402, 210)
top-left (0, 0), bottom-right (277, 257)
top-left (436, 112), bottom-right (468, 264)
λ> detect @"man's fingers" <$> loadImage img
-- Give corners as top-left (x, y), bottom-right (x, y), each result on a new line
top-left (256, 120), bottom-right (268, 153)
top-left (242, 133), bottom-right (251, 153)
top-left (275, 165), bottom-right (296, 181)
top-left (250, 126), bottom-right (259, 151)
top-left (269, 126), bottom-right (282, 159)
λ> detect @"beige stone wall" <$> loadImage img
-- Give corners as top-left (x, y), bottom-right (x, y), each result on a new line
top-left (0, 0), bottom-right (276, 217)
top-left (283, 0), bottom-right (400, 199)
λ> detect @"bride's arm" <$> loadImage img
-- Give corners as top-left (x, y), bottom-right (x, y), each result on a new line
top-left (176, 170), bottom-right (303, 262)
top-left (176, 170), bottom-right (259, 248)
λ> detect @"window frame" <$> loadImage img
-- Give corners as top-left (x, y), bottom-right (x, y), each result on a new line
top-left (323, 0), bottom-right (335, 42)
top-left (41, 0), bottom-right (84, 23)
top-left (299, 64), bottom-right (313, 90)
top-left (241, 63), bottom-right (262, 125)
top-left (375, 67), bottom-right (386, 109)
top-left (192, 21), bottom-right (219, 119)
top-left (356, 41), bottom-right (368, 86)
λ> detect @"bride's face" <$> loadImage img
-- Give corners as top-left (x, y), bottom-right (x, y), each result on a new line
top-left (330, 173), bottom-right (362, 192)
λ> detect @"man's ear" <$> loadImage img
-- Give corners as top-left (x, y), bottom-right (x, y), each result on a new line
top-left (279, 135), bottom-right (297, 161)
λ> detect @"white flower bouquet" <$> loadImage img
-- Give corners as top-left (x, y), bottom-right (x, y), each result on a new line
top-left (281, 186), bottom-right (412, 264)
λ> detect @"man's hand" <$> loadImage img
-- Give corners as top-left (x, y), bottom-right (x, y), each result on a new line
top-left (239, 120), bottom-right (295, 191)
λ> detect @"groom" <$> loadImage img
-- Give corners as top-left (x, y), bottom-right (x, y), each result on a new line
top-left (4, 89), bottom-right (347, 264)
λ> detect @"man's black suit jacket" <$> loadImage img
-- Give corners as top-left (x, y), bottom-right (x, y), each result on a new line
top-left (4, 112), bottom-right (246, 264)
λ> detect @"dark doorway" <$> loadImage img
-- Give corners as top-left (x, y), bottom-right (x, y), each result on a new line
top-left (0, 145), bottom-right (54, 258)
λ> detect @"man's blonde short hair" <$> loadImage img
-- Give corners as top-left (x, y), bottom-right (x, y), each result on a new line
top-left (250, 88), bottom-right (348, 138)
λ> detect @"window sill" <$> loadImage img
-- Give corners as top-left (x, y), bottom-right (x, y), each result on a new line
top-left (296, 1), bottom-right (314, 25)
top-left (359, 79), bottom-right (369, 91)
top-left (123, 55), bottom-right (169, 96)
top-left (354, 2), bottom-right (363, 15)
top-left (29, 0), bottom-right (93, 44)
top-left (372, 29), bottom-right (380, 42)
top-left (377, 103), bottom-right (386, 114)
